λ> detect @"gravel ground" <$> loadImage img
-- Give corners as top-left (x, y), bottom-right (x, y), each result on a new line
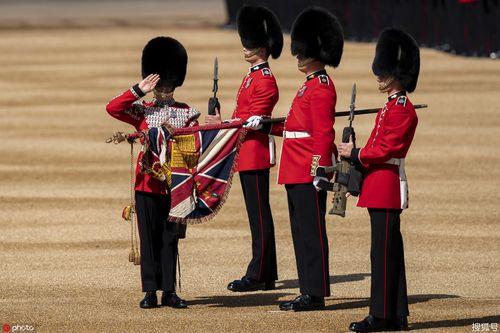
top-left (0, 2), bottom-right (499, 332)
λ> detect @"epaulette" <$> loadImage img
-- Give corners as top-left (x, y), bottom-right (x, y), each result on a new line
top-left (261, 68), bottom-right (273, 77)
top-left (396, 95), bottom-right (407, 107)
top-left (318, 75), bottom-right (329, 85)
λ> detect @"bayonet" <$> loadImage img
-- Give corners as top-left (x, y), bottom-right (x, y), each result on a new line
top-left (208, 57), bottom-right (220, 115)
top-left (212, 57), bottom-right (218, 98)
top-left (349, 83), bottom-right (356, 127)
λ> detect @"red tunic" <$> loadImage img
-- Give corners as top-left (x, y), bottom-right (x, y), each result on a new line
top-left (231, 62), bottom-right (279, 172)
top-left (272, 70), bottom-right (337, 184)
top-left (106, 86), bottom-right (200, 195)
top-left (354, 92), bottom-right (418, 209)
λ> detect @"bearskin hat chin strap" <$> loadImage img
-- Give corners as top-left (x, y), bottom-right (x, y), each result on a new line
top-left (298, 57), bottom-right (316, 70)
top-left (378, 77), bottom-right (395, 93)
top-left (244, 48), bottom-right (260, 59)
top-left (153, 89), bottom-right (174, 101)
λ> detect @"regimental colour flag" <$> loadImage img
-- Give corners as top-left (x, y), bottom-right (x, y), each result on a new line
top-left (165, 122), bottom-right (246, 223)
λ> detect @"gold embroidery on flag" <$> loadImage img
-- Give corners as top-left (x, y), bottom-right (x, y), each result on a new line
top-left (171, 134), bottom-right (198, 169)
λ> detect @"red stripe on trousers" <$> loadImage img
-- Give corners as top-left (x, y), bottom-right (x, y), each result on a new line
top-left (384, 209), bottom-right (389, 318)
top-left (315, 190), bottom-right (327, 296)
top-left (256, 174), bottom-right (264, 280)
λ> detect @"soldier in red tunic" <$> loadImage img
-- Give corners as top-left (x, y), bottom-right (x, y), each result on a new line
top-left (106, 37), bottom-right (200, 309)
top-left (206, 5), bottom-right (283, 292)
top-left (246, 7), bottom-right (343, 311)
top-left (338, 28), bottom-right (420, 332)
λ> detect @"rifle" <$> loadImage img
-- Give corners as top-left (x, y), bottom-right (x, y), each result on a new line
top-left (310, 83), bottom-right (364, 217)
top-left (259, 104), bottom-right (428, 124)
top-left (330, 83), bottom-right (363, 217)
top-left (309, 89), bottom-right (428, 217)
top-left (208, 57), bottom-right (220, 116)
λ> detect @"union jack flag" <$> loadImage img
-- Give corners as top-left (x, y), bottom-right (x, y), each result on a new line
top-left (159, 121), bottom-right (246, 224)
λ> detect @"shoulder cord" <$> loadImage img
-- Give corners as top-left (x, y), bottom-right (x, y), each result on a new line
top-left (105, 132), bottom-right (141, 265)
top-left (129, 141), bottom-right (140, 265)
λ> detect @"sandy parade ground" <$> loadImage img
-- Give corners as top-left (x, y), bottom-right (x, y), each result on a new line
top-left (0, 0), bottom-right (499, 332)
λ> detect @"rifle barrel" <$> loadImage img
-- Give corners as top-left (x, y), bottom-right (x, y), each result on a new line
top-left (260, 104), bottom-right (428, 124)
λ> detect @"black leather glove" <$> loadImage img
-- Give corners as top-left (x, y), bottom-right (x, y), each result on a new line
top-left (208, 97), bottom-right (220, 115)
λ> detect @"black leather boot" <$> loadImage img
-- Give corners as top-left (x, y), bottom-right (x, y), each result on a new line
top-left (161, 291), bottom-right (187, 309)
top-left (279, 294), bottom-right (325, 311)
top-left (227, 277), bottom-right (275, 292)
top-left (139, 291), bottom-right (158, 309)
top-left (349, 315), bottom-right (394, 332)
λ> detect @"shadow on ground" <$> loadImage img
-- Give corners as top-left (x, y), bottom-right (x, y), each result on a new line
top-left (276, 273), bottom-right (370, 290)
top-left (327, 294), bottom-right (498, 331)
top-left (410, 315), bottom-right (500, 331)
top-left (189, 292), bottom-right (294, 308)
top-left (327, 294), bottom-right (460, 311)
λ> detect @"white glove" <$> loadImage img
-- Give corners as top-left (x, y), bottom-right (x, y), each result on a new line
top-left (313, 176), bottom-right (329, 192)
top-left (243, 115), bottom-right (263, 130)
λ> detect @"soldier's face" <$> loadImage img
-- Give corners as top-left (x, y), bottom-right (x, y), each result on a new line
top-left (243, 47), bottom-right (268, 64)
top-left (376, 76), bottom-right (404, 94)
top-left (376, 76), bottom-right (395, 93)
top-left (297, 56), bottom-right (316, 73)
top-left (243, 47), bottom-right (258, 59)
top-left (153, 86), bottom-right (174, 100)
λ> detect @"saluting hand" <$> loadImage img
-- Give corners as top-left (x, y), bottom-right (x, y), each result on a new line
top-left (138, 74), bottom-right (160, 94)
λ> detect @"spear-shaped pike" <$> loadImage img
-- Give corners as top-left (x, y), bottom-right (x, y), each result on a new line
top-left (208, 57), bottom-right (220, 116)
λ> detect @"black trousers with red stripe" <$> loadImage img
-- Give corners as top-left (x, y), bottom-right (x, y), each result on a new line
top-left (285, 183), bottom-right (330, 298)
top-left (368, 208), bottom-right (409, 319)
top-left (240, 169), bottom-right (278, 282)
top-left (135, 191), bottom-right (178, 292)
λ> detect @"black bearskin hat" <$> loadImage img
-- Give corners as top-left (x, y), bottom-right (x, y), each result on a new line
top-left (237, 5), bottom-right (283, 59)
top-left (141, 36), bottom-right (187, 88)
top-left (291, 7), bottom-right (344, 67)
top-left (372, 28), bottom-right (420, 93)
